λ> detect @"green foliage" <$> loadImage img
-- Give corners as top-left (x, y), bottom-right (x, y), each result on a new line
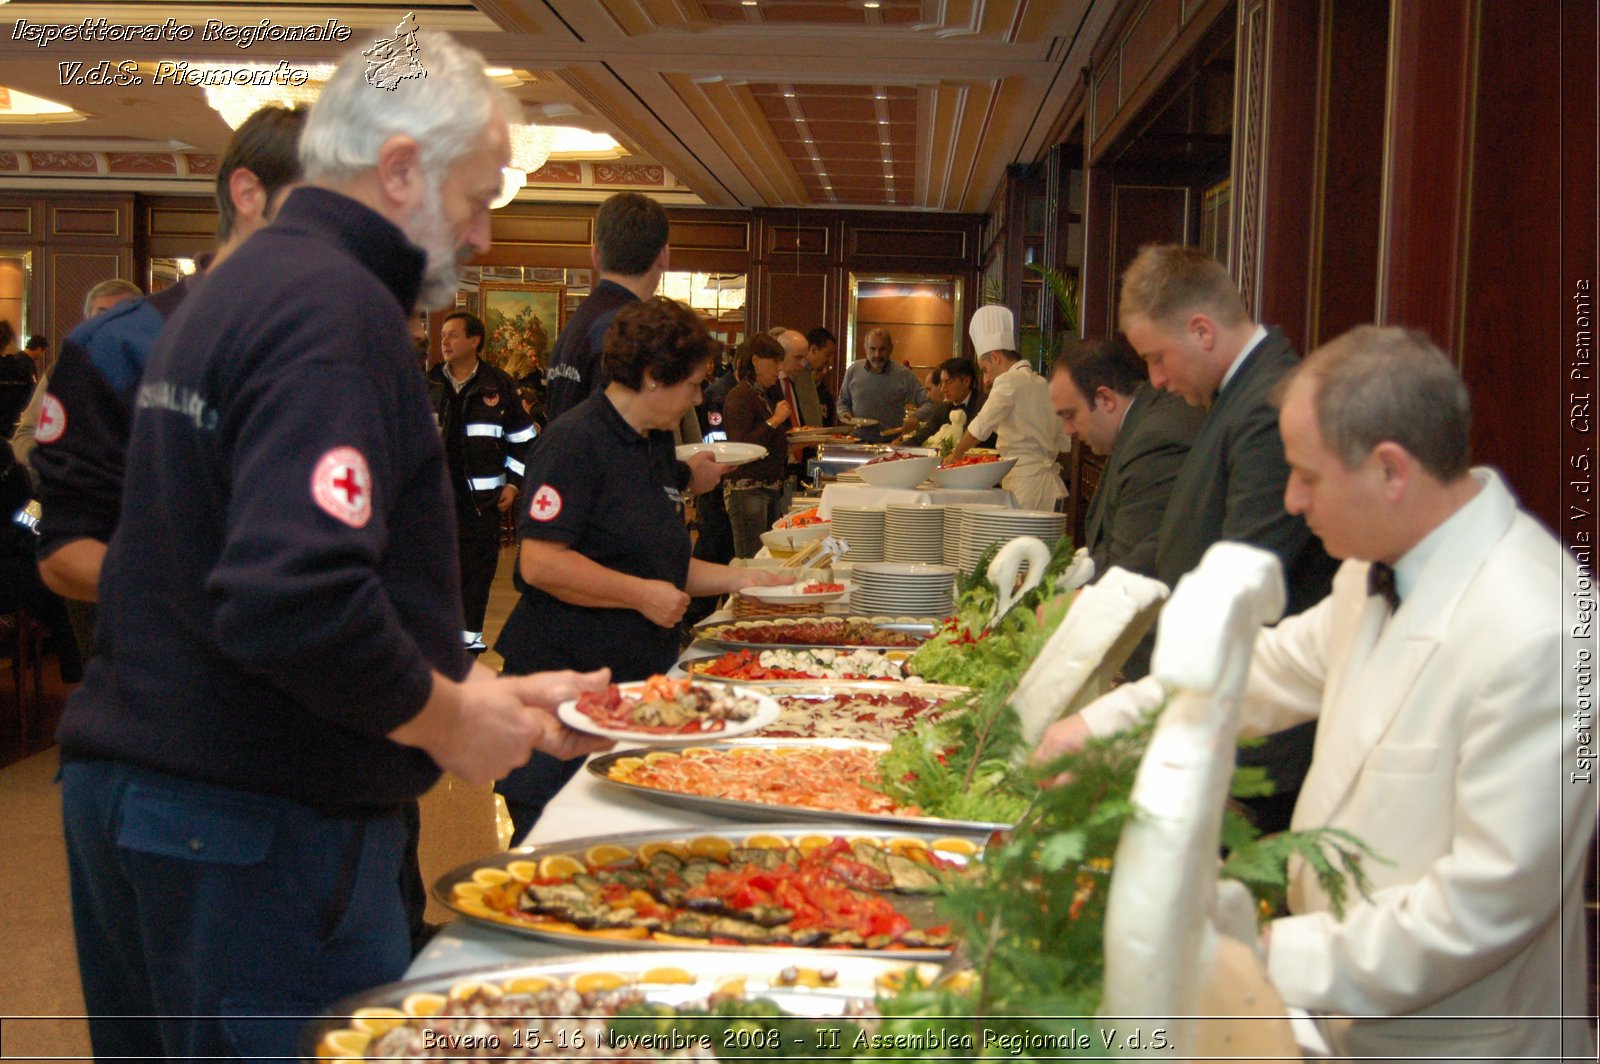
top-left (1221, 827), bottom-right (1385, 919)
top-left (1025, 261), bottom-right (1079, 338)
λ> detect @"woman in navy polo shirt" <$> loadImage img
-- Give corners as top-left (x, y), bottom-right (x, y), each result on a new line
top-left (494, 297), bottom-right (788, 838)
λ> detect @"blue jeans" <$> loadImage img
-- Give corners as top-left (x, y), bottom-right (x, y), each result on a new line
top-left (61, 759), bottom-right (411, 1063)
top-left (725, 485), bottom-right (782, 559)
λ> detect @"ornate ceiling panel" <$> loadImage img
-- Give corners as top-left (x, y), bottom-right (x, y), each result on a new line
top-left (0, 0), bottom-right (1114, 212)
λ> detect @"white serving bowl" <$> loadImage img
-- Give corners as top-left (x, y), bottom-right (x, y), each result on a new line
top-left (759, 522), bottom-right (831, 556)
top-left (930, 455), bottom-right (1019, 489)
top-left (855, 454), bottom-right (938, 489)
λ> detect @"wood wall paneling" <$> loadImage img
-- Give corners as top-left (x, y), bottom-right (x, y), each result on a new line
top-left (760, 270), bottom-right (830, 338)
top-left (1082, 164), bottom-right (1118, 338)
top-left (0, 205), bottom-right (36, 239)
top-left (847, 226), bottom-right (968, 262)
top-left (1305, 0), bottom-right (1388, 349)
top-left (49, 250), bottom-right (131, 338)
top-left (1377, 0), bottom-right (1473, 353)
top-left (1456, 0), bottom-right (1564, 529)
top-left (143, 196), bottom-right (220, 260)
top-left (1559, 0), bottom-right (1599, 554)
top-left (1249, 0), bottom-right (1320, 348)
top-left (765, 224), bottom-right (830, 257)
top-left (669, 219), bottom-right (751, 254)
top-left (1110, 183), bottom-right (1192, 323)
top-left (49, 201), bottom-right (131, 244)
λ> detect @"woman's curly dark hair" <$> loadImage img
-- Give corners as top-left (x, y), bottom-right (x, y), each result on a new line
top-left (601, 296), bottom-right (715, 391)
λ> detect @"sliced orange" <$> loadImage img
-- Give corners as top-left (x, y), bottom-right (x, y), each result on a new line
top-left (401, 991), bottom-right (447, 1018)
top-left (638, 840), bottom-right (689, 862)
top-left (639, 966), bottom-right (695, 985)
top-left (571, 971), bottom-right (627, 994)
top-left (351, 1006), bottom-right (407, 1034)
top-left (743, 833), bottom-right (789, 850)
top-left (930, 837), bottom-right (979, 856)
top-left (502, 975), bottom-right (555, 995)
top-left (795, 834), bottom-right (834, 855)
top-left (686, 835), bottom-right (733, 861)
top-left (585, 843), bottom-right (633, 868)
top-left (317, 1028), bottom-right (372, 1059)
top-left (537, 854), bottom-right (584, 880)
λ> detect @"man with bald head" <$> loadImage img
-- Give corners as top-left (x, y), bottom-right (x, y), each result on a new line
top-left (837, 327), bottom-right (925, 443)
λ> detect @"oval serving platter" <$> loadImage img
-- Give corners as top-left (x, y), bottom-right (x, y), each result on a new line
top-left (588, 739), bottom-right (1009, 836)
top-left (433, 824), bottom-right (979, 961)
top-left (304, 950), bottom-right (966, 1061)
top-left (690, 616), bottom-right (935, 653)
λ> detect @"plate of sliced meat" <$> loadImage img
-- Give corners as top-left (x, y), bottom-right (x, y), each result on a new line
top-left (557, 675), bottom-right (779, 743)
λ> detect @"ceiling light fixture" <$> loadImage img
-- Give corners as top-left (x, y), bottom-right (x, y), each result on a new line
top-left (493, 123), bottom-right (559, 208)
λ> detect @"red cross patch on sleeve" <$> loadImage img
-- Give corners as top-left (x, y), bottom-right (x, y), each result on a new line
top-left (528, 484), bottom-right (562, 521)
top-left (36, 394), bottom-right (66, 444)
top-left (310, 447), bottom-right (373, 528)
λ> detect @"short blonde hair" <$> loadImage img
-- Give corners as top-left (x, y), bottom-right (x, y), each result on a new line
top-left (1118, 244), bottom-right (1247, 330)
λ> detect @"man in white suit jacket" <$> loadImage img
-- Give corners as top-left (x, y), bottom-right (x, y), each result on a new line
top-left (1038, 326), bottom-right (1595, 1061)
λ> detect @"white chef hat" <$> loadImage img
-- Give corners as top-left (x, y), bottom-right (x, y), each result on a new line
top-left (969, 304), bottom-right (1015, 356)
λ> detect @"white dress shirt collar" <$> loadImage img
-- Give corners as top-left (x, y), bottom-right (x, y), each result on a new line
top-left (1217, 324), bottom-right (1269, 395)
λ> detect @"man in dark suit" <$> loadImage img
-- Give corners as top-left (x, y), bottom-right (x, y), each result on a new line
top-left (1119, 244), bottom-right (1339, 832)
top-left (1048, 337), bottom-right (1203, 579)
top-left (902, 357), bottom-right (992, 447)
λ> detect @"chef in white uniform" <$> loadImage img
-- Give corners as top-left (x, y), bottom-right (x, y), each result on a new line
top-left (947, 305), bottom-right (1070, 512)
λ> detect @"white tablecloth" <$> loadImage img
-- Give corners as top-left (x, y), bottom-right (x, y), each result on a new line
top-left (817, 483), bottom-right (1015, 518)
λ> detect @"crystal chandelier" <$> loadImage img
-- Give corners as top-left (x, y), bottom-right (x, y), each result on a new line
top-left (493, 124), bottom-right (556, 207)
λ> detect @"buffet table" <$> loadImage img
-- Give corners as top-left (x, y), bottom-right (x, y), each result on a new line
top-left (816, 482), bottom-right (1015, 518)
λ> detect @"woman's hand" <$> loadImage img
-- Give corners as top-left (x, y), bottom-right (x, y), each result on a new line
top-left (637, 579), bottom-right (691, 627)
top-left (769, 400), bottom-right (793, 427)
top-left (738, 568), bottom-right (794, 589)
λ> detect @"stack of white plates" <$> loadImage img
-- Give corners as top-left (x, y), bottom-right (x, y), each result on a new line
top-left (959, 509), bottom-right (1067, 572)
top-left (943, 504), bottom-right (1011, 566)
top-left (830, 506), bottom-right (886, 562)
top-left (851, 562), bottom-right (957, 616)
top-left (884, 503), bottom-right (945, 564)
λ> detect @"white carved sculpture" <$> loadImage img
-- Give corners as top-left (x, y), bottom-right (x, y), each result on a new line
top-left (1099, 542), bottom-right (1293, 1059)
top-left (1006, 543), bottom-right (1171, 746)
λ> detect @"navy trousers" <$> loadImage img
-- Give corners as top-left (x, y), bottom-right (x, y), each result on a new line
top-left (61, 759), bottom-right (411, 1063)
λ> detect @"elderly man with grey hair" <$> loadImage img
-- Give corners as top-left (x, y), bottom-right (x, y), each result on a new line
top-left (837, 327), bottom-right (926, 442)
top-left (56, 32), bottom-right (611, 1062)
top-left (1038, 326), bottom-right (1594, 1061)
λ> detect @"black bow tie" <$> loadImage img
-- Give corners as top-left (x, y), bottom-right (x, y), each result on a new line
top-left (1367, 562), bottom-right (1401, 613)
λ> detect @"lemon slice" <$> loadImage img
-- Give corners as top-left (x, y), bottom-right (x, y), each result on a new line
top-left (610, 757), bottom-right (646, 776)
top-left (571, 971), bottom-right (627, 994)
top-left (642, 750), bottom-right (678, 764)
top-left (686, 835), bottom-right (733, 861)
top-left (639, 966), bottom-right (695, 985)
top-left (585, 843), bottom-right (633, 868)
top-left (351, 1006), bottom-right (407, 1035)
top-left (537, 854), bottom-right (584, 880)
top-left (450, 981), bottom-right (501, 1004)
top-left (454, 898), bottom-right (495, 918)
top-left (505, 860), bottom-right (539, 882)
top-left (941, 970), bottom-right (976, 993)
top-left (888, 837), bottom-right (929, 856)
top-left (875, 970), bottom-right (907, 992)
top-left (681, 746), bottom-right (714, 757)
top-left (729, 747), bottom-right (763, 758)
top-left (848, 835), bottom-right (883, 851)
top-left (743, 833), bottom-right (789, 850)
top-left (715, 976), bottom-right (748, 996)
top-left (401, 991), bottom-right (447, 1018)
top-left (502, 975), bottom-right (555, 995)
top-left (795, 834), bottom-right (833, 855)
top-left (452, 882), bottom-right (486, 901)
top-left (931, 837), bottom-right (979, 856)
top-left (638, 840), bottom-right (689, 861)
top-left (318, 1028), bottom-right (372, 1059)
top-left (471, 866), bottom-right (512, 887)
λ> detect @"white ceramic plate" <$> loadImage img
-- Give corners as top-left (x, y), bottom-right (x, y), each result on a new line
top-left (557, 681), bottom-right (780, 743)
top-left (740, 580), bottom-right (852, 603)
top-left (675, 442), bottom-right (768, 465)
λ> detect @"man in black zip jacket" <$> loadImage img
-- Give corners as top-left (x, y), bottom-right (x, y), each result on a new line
top-left (54, 34), bottom-right (609, 1063)
top-left (427, 310), bottom-right (536, 653)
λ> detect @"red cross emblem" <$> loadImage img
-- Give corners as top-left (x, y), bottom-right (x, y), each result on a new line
top-left (310, 446), bottom-right (373, 528)
top-left (482, 392), bottom-right (499, 407)
top-left (36, 394), bottom-right (65, 444)
top-left (528, 484), bottom-right (562, 521)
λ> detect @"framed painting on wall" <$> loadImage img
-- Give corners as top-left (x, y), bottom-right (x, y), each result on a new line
top-left (482, 282), bottom-right (563, 378)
